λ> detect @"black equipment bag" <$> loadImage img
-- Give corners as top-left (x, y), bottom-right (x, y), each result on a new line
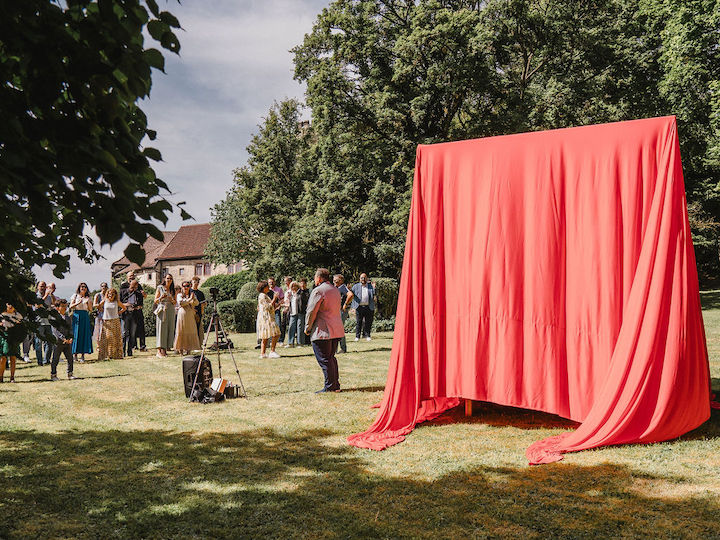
top-left (182, 355), bottom-right (212, 398)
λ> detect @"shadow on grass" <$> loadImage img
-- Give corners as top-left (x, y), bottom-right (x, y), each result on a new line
top-left (341, 385), bottom-right (386, 393)
top-left (700, 290), bottom-right (720, 310)
top-left (6, 374), bottom-right (131, 384)
top-left (0, 428), bottom-right (718, 539)
top-left (428, 402), bottom-right (581, 430)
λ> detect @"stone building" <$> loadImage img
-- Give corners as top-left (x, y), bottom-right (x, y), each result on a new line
top-left (111, 223), bottom-right (244, 287)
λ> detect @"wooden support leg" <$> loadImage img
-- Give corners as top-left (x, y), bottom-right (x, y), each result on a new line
top-left (465, 399), bottom-right (472, 417)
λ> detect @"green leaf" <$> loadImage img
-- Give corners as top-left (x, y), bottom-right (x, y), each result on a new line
top-left (158, 11), bottom-right (181, 29)
top-left (112, 68), bottom-right (128, 85)
top-left (146, 19), bottom-right (165, 41)
top-left (145, 0), bottom-right (160, 17)
top-left (160, 31), bottom-right (181, 54)
top-left (124, 242), bottom-right (146, 265)
top-left (143, 48), bottom-right (165, 72)
top-left (146, 0), bottom-right (160, 17)
top-left (143, 147), bottom-right (162, 161)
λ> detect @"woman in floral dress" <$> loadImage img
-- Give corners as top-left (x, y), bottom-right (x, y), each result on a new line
top-left (256, 281), bottom-right (280, 358)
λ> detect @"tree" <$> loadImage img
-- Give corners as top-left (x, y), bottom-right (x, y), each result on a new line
top-left (206, 99), bottom-right (319, 278)
top-left (290, 0), bottom-right (720, 281)
top-left (0, 0), bottom-right (185, 311)
top-left (212, 0), bottom-right (719, 283)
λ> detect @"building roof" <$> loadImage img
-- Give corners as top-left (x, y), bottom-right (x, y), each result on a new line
top-left (112, 231), bottom-right (177, 275)
top-left (157, 223), bottom-right (211, 261)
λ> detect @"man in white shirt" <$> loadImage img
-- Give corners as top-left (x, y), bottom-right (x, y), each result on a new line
top-left (345, 273), bottom-right (376, 341)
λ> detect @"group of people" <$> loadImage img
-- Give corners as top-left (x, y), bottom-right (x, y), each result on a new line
top-left (255, 270), bottom-right (378, 393)
top-left (0, 272), bottom-right (209, 383)
top-left (1, 269), bottom-right (379, 393)
top-left (0, 281), bottom-right (83, 382)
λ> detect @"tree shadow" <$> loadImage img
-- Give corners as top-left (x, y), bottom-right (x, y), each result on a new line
top-left (340, 385), bottom-right (386, 393)
top-left (0, 428), bottom-right (717, 539)
top-left (427, 402), bottom-right (581, 430)
top-left (700, 290), bottom-right (720, 310)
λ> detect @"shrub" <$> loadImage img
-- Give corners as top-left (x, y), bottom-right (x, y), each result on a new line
top-left (216, 299), bottom-right (257, 333)
top-left (202, 271), bottom-right (254, 302)
top-left (143, 294), bottom-right (157, 337)
top-left (372, 316), bottom-right (395, 332)
top-left (371, 277), bottom-right (398, 319)
top-left (343, 314), bottom-right (395, 333)
top-left (237, 281), bottom-right (259, 301)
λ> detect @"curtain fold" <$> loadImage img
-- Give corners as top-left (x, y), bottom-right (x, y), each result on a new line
top-left (347, 116), bottom-right (710, 462)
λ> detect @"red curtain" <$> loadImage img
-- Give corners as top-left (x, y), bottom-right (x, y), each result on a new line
top-left (348, 116), bottom-right (711, 463)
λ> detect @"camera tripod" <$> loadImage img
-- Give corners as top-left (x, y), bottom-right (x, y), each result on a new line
top-left (188, 295), bottom-right (247, 402)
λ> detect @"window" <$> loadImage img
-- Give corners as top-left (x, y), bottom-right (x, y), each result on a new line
top-left (195, 263), bottom-right (203, 276)
top-left (162, 267), bottom-right (168, 278)
top-left (146, 274), bottom-right (151, 280)
top-left (204, 263), bottom-right (211, 276)
top-left (179, 268), bottom-right (184, 275)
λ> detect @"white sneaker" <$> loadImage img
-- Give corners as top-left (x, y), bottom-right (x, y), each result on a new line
top-left (283, 344), bottom-right (290, 348)
top-left (23, 355), bottom-right (30, 363)
top-left (354, 337), bottom-right (359, 342)
top-left (366, 337), bottom-right (372, 341)
top-left (259, 353), bottom-right (268, 358)
top-left (268, 351), bottom-right (281, 358)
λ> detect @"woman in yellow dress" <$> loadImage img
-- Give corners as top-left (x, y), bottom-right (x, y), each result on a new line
top-left (256, 281), bottom-right (280, 358)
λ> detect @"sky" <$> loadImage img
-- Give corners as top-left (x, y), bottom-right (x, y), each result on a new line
top-left (34, 0), bottom-right (329, 299)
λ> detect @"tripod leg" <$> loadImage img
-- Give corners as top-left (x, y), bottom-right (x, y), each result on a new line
top-left (214, 315), bottom-right (247, 399)
top-left (188, 315), bottom-right (218, 402)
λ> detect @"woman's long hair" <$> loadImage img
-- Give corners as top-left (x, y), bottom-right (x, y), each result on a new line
top-left (76, 282), bottom-right (90, 297)
top-left (164, 274), bottom-right (175, 296)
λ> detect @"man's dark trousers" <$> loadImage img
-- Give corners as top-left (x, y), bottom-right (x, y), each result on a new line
top-left (51, 342), bottom-right (73, 376)
top-left (123, 310), bottom-right (141, 356)
top-left (35, 325), bottom-right (53, 365)
top-left (137, 311), bottom-right (146, 349)
top-left (355, 305), bottom-right (373, 339)
top-left (312, 338), bottom-right (340, 391)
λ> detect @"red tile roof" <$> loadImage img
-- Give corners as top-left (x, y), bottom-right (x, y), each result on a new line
top-left (112, 231), bottom-right (177, 274)
top-left (157, 223), bottom-right (211, 261)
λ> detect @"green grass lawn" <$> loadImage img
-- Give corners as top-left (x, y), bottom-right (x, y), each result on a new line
top-left (1, 298), bottom-right (719, 539)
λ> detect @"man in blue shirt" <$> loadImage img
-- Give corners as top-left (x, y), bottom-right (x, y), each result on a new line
top-left (345, 273), bottom-right (376, 341)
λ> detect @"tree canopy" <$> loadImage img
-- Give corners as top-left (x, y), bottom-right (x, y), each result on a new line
top-left (210, 0), bottom-right (720, 282)
top-left (0, 0), bottom-right (183, 309)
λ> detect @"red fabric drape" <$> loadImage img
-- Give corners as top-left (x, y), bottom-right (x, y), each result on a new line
top-left (347, 116), bottom-right (711, 463)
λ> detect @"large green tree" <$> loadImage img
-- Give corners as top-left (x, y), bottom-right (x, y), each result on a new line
top-left (211, 0), bottom-right (720, 282)
top-left (206, 99), bottom-right (319, 278)
top-left (0, 0), bottom-right (184, 311)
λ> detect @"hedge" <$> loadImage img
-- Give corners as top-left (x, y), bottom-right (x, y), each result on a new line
top-left (216, 299), bottom-right (257, 333)
top-left (343, 313), bottom-right (395, 333)
top-left (237, 281), bottom-right (258, 301)
top-left (202, 271), bottom-right (254, 302)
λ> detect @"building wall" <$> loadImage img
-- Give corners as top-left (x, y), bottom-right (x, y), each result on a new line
top-left (136, 271), bottom-right (158, 289)
top-left (159, 259), bottom-right (240, 286)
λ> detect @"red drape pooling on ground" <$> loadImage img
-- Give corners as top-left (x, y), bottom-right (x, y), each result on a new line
top-left (347, 116), bottom-right (711, 464)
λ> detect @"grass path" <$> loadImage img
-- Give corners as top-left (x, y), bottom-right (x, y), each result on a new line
top-left (0, 301), bottom-right (718, 538)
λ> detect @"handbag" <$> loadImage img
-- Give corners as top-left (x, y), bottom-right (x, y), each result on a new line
top-left (153, 302), bottom-right (166, 320)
